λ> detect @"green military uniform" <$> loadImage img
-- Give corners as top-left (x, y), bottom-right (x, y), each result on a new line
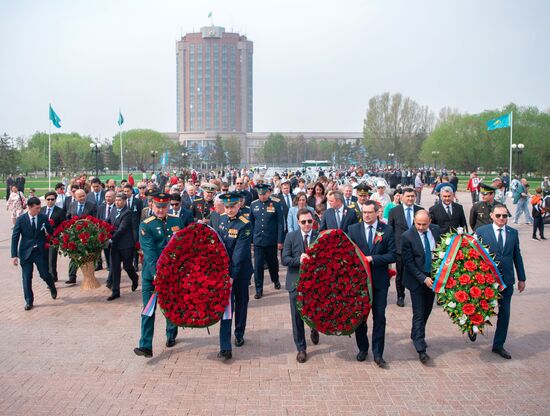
top-left (138, 212), bottom-right (184, 352)
top-left (347, 200), bottom-right (362, 222)
top-left (470, 183), bottom-right (497, 232)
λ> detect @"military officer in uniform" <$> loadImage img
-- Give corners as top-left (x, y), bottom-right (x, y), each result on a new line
top-left (469, 183), bottom-right (497, 231)
top-left (350, 183), bottom-right (372, 221)
top-left (192, 183), bottom-right (217, 224)
top-left (134, 193), bottom-right (184, 358)
top-left (216, 192), bottom-right (254, 359)
top-left (237, 192), bottom-right (251, 220)
top-left (250, 184), bottom-right (285, 299)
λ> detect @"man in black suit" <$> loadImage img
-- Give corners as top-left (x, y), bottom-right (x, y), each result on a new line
top-left (348, 201), bottom-right (396, 367)
top-left (66, 189), bottom-right (97, 284)
top-left (401, 210), bottom-right (441, 364)
top-left (107, 193), bottom-right (139, 301)
top-left (429, 186), bottom-right (468, 235)
top-left (11, 197), bottom-right (58, 310)
top-left (476, 204), bottom-right (526, 359)
top-left (343, 184), bottom-right (358, 208)
top-left (63, 184), bottom-right (79, 213)
top-left (168, 193), bottom-right (194, 227)
top-left (97, 190), bottom-right (115, 282)
top-left (282, 208), bottom-right (319, 363)
top-left (40, 192), bottom-right (65, 282)
top-left (320, 190), bottom-right (358, 233)
top-left (86, 177), bottom-right (106, 207)
top-left (276, 180), bottom-right (293, 234)
top-left (234, 178), bottom-right (253, 207)
top-left (388, 187), bottom-right (423, 307)
top-left (54, 182), bottom-right (67, 210)
top-left (123, 184), bottom-right (143, 270)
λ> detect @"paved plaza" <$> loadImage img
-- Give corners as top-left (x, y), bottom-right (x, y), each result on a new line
top-left (1, 190), bottom-right (549, 416)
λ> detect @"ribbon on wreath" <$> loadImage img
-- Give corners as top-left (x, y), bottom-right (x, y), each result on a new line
top-left (432, 233), bottom-right (506, 294)
top-left (142, 292), bottom-right (157, 317)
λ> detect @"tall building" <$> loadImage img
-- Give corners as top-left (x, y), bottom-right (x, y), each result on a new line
top-left (176, 26), bottom-right (253, 133)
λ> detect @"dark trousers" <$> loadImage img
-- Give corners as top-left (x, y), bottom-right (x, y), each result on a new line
top-left (395, 254), bottom-right (406, 299)
top-left (68, 259), bottom-right (78, 279)
top-left (233, 276), bottom-right (250, 339)
top-left (532, 216), bottom-right (544, 238)
top-left (409, 283), bottom-right (435, 353)
top-left (48, 246), bottom-right (59, 280)
top-left (110, 246), bottom-right (139, 296)
top-left (471, 191), bottom-right (479, 204)
top-left (493, 286), bottom-right (514, 349)
top-left (289, 290), bottom-right (307, 351)
top-left (20, 249), bottom-right (55, 305)
top-left (354, 285), bottom-right (389, 358)
top-left (254, 245), bottom-right (279, 292)
top-left (96, 246), bottom-right (111, 270)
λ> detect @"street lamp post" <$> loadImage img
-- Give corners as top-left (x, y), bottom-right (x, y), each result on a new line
top-left (181, 152), bottom-right (188, 170)
top-left (388, 153), bottom-right (395, 168)
top-left (431, 150), bottom-right (440, 171)
top-left (150, 150), bottom-right (158, 172)
top-left (511, 143), bottom-right (524, 176)
top-left (90, 143), bottom-right (101, 178)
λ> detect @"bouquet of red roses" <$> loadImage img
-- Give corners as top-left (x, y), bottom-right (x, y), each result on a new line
top-left (296, 229), bottom-right (372, 336)
top-left (432, 231), bottom-right (506, 339)
top-left (50, 215), bottom-right (114, 266)
top-left (155, 223), bottom-right (232, 328)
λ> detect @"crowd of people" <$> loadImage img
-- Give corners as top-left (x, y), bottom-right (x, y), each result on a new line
top-left (8, 165), bottom-right (547, 366)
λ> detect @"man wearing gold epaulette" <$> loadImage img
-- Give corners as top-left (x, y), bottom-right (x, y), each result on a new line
top-left (192, 183), bottom-right (217, 224)
top-left (134, 193), bottom-right (184, 358)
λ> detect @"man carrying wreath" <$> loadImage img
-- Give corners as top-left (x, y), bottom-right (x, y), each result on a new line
top-left (348, 200), bottom-right (396, 368)
top-left (134, 193), bottom-right (184, 358)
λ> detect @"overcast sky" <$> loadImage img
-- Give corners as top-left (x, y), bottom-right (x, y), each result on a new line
top-left (1, 0), bottom-right (549, 140)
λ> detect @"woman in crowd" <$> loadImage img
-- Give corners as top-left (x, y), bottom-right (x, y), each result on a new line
top-left (287, 192), bottom-right (316, 233)
top-left (307, 182), bottom-right (327, 209)
top-left (7, 185), bottom-right (26, 225)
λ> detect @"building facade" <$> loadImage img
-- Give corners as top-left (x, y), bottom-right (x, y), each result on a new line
top-left (176, 26), bottom-right (253, 134)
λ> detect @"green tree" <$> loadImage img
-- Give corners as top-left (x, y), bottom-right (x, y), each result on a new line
top-left (261, 133), bottom-right (286, 165)
top-left (213, 136), bottom-right (226, 168)
top-left (0, 133), bottom-right (20, 177)
top-left (112, 129), bottom-right (176, 172)
top-left (223, 137), bottom-right (241, 167)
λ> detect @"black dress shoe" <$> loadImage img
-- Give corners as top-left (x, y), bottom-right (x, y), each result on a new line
top-left (24, 304), bottom-right (33, 311)
top-left (217, 350), bottom-right (232, 360)
top-left (310, 329), bottom-right (320, 345)
top-left (134, 347), bottom-right (152, 358)
top-left (296, 350), bottom-right (307, 363)
top-left (254, 292), bottom-right (263, 299)
top-left (131, 279), bottom-right (138, 292)
top-left (419, 351), bottom-right (431, 364)
top-left (107, 294), bottom-right (120, 301)
top-left (492, 347), bottom-right (512, 359)
top-left (374, 357), bottom-right (387, 368)
top-left (356, 351), bottom-right (368, 362)
top-left (50, 286), bottom-right (57, 299)
top-left (234, 337), bottom-right (245, 347)
top-left (468, 331), bottom-right (477, 342)
top-left (274, 282), bottom-right (281, 290)
top-left (166, 339), bottom-right (176, 348)
top-left (65, 278), bottom-right (76, 284)
top-left (106, 282), bottom-right (112, 289)
top-left (396, 297), bottom-right (405, 307)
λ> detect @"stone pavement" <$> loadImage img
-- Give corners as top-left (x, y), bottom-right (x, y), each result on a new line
top-left (0, 190), bottom-right (549, 416)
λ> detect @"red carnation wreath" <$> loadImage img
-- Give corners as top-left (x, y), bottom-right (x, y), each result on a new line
top-left (155, 223), bottom-right (232, 328)
top-left (296, 229), bottom-right (372, 336)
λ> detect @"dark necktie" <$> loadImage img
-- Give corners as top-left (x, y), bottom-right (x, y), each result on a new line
top-left (367, 225), bottom-right (373, 250)
top-left (303, 233), bottom-right (309, 252)
top-left (446, 205), bottom-right (452, 217)
top-left (406, 207), bottom-right (413, 228)
top-left (107, 205), bottom-right (112, 218)
top-left (31, 217), bottom-right (37, 233)
top-left (423, 231), bottom-right (431, 273)
top-left (497, 228), bottom-right (504, 253)
top-left (347, 198), bottom-right (351, 206)
top-left (47, 208), bottom-right (52, 218)
top-left (336, 210), bottom-right (341, 228)
top-left (96, 193), bottom-right (100, 205)
top-left (77, 204), bottom-right (83, 216)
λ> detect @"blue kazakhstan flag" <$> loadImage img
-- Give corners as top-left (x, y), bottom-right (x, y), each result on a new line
top-left (486, 113), bottom-right (510, 131)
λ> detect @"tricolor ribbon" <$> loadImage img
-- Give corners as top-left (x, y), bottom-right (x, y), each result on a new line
top-left (432, 233), bottom-right (506, 294)
top-left (142, 292), bottom-right (157, 317)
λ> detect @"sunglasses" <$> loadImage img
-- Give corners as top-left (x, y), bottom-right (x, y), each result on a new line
top-left (299, 219), bottom-right (313, 224)
top-left (235, 182), bottom-right (243, 185)
top-left (46, 198), bottom-right (56, 201)
top-left (170, 203), bottom-right (180, 206)
top-left (138, 187), bottom-right (146, 189)
top-left (494, 213), bottom-right (508, 218)
top-left (481, 192), bottom-right (494, 195)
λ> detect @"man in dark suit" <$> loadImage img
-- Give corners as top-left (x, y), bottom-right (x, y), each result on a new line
top-left (66, 189), bottom-right (97, 284)
top-left (401, 210), bottom-right (441, 364)
top-left (477, 204), bottom-right (526, 360)
top-left (429, 186), bottom-right (468, 235)
top-left (348, 201), bottom-right (396, 367)
top-left (86, 177), bottom-right (106, 207)
top-left (343, 184), bottom-right (358, 208)
top-left (123, 184), bottom-right (143, 270)
top-left (54, 182), bottom-right (67, 210)
top-left (11, 197), bottom-right (58, 310)
top-left (97, 190), bottom-right (115, 284)
top-left (388, 187), bottom-right (423, 307)
top-left (276, 180), bottom-right (293, 234)
top-left (234, 178), bottom-right (253, 207)
top-left (320, 190), bottom-right (358, 233)
top-left (168, 193), bottom-right (194, 227)
top-left (282, 208), bottom-right (320, 363)
top-left (63, 184), bottom-right (79, 213)
top-left (40, 191), bottom-right (65, 282)
top-left (107, 193), bottom-right (139, 301)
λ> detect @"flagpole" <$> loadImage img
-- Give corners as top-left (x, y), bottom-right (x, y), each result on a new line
top-left (48, 119), bottom-right (52, 190)
top-left (120, 127), bottom-right (124, 181)
top-left (509, 111), bottom-right (513, 179)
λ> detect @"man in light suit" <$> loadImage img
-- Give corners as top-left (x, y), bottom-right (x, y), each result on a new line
top-left (348, 201), bottom-right (396, 367)
top-left (401, 210), bottom-right (441, 364)
top-left (282, 208), bottom-right (319, 363)
top-left (429, 186), bottom-right (468, 235)
top-left (388, 187), bottom-right (423, 307)
top-left (477, 204), bottom-right (526, 360)
top-left (11, 197), bottom-right (58, 310)
top-left (320, 190), bottom-right (358, 233)
top-left (40, 191), bottom-right (65, 282)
